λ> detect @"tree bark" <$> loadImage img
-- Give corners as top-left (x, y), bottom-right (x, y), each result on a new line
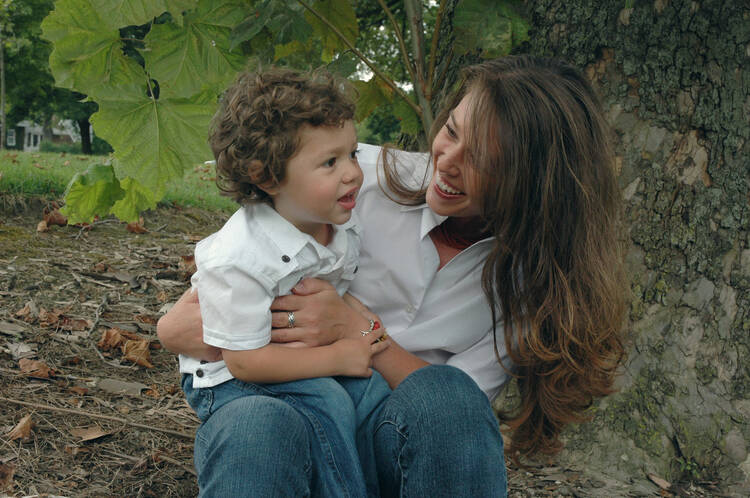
top-left (77, 117), bottom-right (91, 154)
top-left (515, 1), bottom-right (749, 492)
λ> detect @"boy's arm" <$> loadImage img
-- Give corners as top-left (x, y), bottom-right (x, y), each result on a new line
top-left (223, 333), bottom-right (388, 383)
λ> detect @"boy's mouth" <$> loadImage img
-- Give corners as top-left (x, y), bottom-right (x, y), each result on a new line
top-left (337, 188), bottom-right (358, 209)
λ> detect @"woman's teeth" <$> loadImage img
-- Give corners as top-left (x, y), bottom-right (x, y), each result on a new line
top-left (436, 176), bottom-right (463, 195)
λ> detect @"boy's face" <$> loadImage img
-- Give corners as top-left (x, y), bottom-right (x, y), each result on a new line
top-left (269, 120), bottom-right (362, 239)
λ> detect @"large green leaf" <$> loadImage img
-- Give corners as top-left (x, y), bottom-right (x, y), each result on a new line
top-left (393, 97), bottom-right (421, 137)
top-left (42, 0), bottom-right (146, 95)
top-left (305, 0), bottom-right (358, 62)
top-left (91, 85), bottom-right (216, 197)
top-left (453, 0), bottom-right (528, 58)
top-left (61, 163), bottom-right (125, 224)
top-left (110, 176), bottom-right (158, 222)
top-left (229, 0), bottom-right (275, 50)
top-left (353, 77), bottom-right (393, 122)
top-left (142, 0), bottom-right (247, 98)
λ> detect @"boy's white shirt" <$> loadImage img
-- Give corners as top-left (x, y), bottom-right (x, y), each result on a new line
top-left (179, 202), bottom-right (360, 388)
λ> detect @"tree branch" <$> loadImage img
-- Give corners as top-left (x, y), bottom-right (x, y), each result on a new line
top-left (403, 0), bottom-right (433, 135)
top-left (376, 0), bottom-right (418, 88)
top-left (426, 0), bottom-right (448, 95)
top-left (296, 0), bottom-right (422, 118)
top-left (0, 396), bottom-right (195, 440)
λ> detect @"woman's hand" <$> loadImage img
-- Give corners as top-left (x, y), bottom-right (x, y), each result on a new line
top-left (156, 288), bottom-right (222, 362)
top-left (270, 278), bottom-right (374, 347)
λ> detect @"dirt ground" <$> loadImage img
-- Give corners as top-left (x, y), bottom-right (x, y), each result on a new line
top-left (0, 198), bottom-right (722, 497)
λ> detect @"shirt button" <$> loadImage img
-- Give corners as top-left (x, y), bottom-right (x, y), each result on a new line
top-left (196, 369), bottom-right (204, 378)
top-left (405, 305), bottom-right (415, 313)
top-left (281, 255), bottom-right (291, 263)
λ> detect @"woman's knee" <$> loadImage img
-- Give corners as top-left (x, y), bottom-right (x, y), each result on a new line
top-left (389, 365), bottom-right (492, 424)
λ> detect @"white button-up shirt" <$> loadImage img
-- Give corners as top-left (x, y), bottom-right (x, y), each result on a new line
top-left (350, 144), bottom-right (511, 400)
top-left (180, 202), bottom-right (360, 388)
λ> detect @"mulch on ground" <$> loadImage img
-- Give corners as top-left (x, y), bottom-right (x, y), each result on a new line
top-left (0, 199), bottom-right (720, 497)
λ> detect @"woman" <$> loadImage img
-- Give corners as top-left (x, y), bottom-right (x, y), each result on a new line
top-left (158, 55), bottom-right (626, 497)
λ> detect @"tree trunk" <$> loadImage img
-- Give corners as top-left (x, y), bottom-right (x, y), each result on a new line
top-left (77, 117), bottom-right (91, 154)
top-left (1, 36), bottom-right (5, 151)
top-left (518, 0), bottom-right (749, 493)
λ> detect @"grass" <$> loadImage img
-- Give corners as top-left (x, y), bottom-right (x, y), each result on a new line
top-left (0, 150), bottom-right (235, 214)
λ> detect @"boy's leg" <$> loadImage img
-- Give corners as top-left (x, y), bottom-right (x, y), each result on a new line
top-left (336, 372), bottom-right (392, 497)
top-left (182, 375), bottom-right (313, 497)
top-left (368, 365), bottom-right (508, 497)
top-left (253, 377), bottom-right (369, 498)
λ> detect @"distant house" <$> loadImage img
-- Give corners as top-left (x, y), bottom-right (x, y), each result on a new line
top-left (5, 119), bottom-right (80, 151)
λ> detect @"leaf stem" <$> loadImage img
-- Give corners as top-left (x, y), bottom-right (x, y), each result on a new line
top-left (295, 0), bottom-right (422, 119)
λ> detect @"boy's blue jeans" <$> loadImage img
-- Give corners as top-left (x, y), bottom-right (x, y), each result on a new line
top-left (183, 365), bottom-right (507, 497)
top-left (182, 372), bottom-right (391, 497)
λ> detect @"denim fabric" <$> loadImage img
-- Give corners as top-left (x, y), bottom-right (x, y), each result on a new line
top-left (182, 373), bottom-right (391, 497)
top-left (183, 365), bottom-right (507, 497)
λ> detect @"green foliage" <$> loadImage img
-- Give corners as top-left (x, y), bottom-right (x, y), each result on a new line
top-left (453, 0), bottom-right (529, 58)
top-left (60, 163), bottom-right (125, 224)
top-left (41, 0), bottom-right (529, 223)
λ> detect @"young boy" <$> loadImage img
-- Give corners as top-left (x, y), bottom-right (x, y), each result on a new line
top-left (178, 68), bottom-right (389, 497)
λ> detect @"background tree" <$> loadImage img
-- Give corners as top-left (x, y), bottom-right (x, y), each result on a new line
top-left (513, 1), bottom-right (748, 493)
top-left (2, 0), bottom-right (102, 154)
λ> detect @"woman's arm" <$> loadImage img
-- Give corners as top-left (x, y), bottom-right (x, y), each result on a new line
top-left (271, 279), bottom-right (429, 389)
top-left (156, 288), bottom-right (222, 362)
top-left (223, 332), bottom-right (388, 383)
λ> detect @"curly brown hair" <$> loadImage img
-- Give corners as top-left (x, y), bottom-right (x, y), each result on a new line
top-left (382, 55), bottom-right (627, 460)
top-left (209, 67), bottom-right (356, 204)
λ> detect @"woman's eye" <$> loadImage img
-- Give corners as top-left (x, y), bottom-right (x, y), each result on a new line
top-left (445, 123), bottom-right (457, 138)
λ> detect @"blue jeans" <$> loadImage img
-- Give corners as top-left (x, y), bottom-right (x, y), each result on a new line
top-left (186, 365), bottom-right (507, 497)
top-left (182, 373), bottom-right (391, 497)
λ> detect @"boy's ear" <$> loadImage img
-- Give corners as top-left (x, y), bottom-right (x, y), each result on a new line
top-left (247, 160), bottom-right (279, 196)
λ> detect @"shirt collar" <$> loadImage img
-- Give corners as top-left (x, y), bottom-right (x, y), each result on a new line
top-left (401, 203), bottom-right (494, 245)
top-left (248, 202), bottom-right (360, 257)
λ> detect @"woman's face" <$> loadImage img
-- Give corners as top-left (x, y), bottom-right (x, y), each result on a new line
top-left (426, 93), bottom-right (482, 219)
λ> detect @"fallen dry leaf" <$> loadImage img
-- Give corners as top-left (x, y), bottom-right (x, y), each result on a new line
top-left (38, 307), bottom-right (62, 327)
top-left (7, 341), bottom-right (35, 360)
top-left (647, 473), bottom-right (671, 490)
top-left (7, 414), bottom-right (33, 441)
top-left (126, 217), bottom-right (148, 234)
top-left (61, 317), bottom-right (93, 331)
top-left (68, 386), bottom-right (89, 396)
top-left (19, 358), bottom-right (55, 379)
top-left (135, 314), bottom-right (158, 325)
top-left (96, 378), bottom-right (148, 396)
top-left (97, 328), bottom-right (141, 351)
top-left (70, 425), bottom-right (111, 442)
top-left (155, 290), bottom-right (169, 303)
top-left (0, 462), bottom-right (14, 491)
top-left (121, 339), bottom-right (154, 368)
top-left (64, 444), bottom-right (91, 456)
top-left (15, 300), bottom-right (39, 321)
top-left (36, 219), bottom-right (49, 232)
top-left (179, 254), bottom-right (197, 277)
top-left (43, 207), bottom-right (67, 227)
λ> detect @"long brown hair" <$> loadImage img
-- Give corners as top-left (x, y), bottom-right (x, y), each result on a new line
top-left (382, 55), bottom-right (627, 458)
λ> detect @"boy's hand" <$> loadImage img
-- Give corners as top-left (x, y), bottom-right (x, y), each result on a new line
top-left (331, 329), bottom-right (389, 377)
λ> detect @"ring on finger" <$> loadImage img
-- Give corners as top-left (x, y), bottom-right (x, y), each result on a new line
top-left (360, 319), bottom-right (375, 337)
top-left (287, 311), bottom-right (295, 328)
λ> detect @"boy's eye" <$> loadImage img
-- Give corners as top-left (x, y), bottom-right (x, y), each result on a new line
top-left (324, 157), bottom-right (337, 167)
top-left (350, 149), bottom-right (360, 160)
